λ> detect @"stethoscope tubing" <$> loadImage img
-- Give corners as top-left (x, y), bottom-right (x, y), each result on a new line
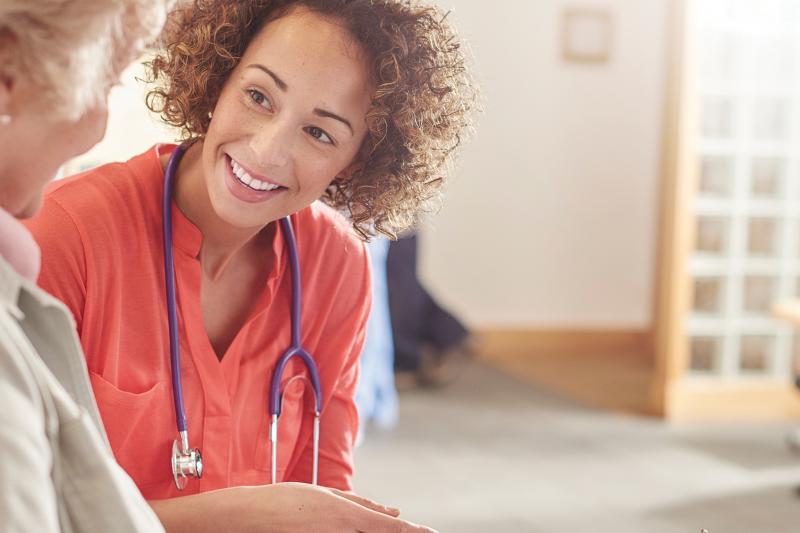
top-left (270, 216), bottom-right (323, 416)
top-left (163, 143), bottom-right (189, 435)
top-left (163, 143), bottom-right (323, 489)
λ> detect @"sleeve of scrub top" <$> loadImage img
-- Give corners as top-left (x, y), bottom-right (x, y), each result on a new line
top-left (287, 249), bottom-right (372, 490)
top-left (24, 197), bottom-right (88, 331)
top-left (0, 324), bottom-right (61, 532)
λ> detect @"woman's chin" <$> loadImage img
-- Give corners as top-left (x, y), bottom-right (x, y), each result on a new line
top-left (212, 200), bottom-right (275, 231)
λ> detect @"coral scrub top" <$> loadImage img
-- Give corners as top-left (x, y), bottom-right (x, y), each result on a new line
top-left (24, 144), bottom-right (371, 499)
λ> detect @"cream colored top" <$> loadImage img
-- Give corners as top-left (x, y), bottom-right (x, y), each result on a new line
top-left (0, 254), bottom-right (164, 532)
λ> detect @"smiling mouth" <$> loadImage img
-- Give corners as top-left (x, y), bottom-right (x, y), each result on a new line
top-left (227, 155), bottom-right (286, 192)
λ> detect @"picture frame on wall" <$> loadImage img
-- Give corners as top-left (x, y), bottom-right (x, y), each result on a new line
top-left (562, 8), bottom-right (612, 64)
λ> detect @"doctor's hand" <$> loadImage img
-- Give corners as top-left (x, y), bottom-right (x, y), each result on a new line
top-left (150, 482), bottom-right (438, 533)
top-left (256, 482), bottom-right (438, 533)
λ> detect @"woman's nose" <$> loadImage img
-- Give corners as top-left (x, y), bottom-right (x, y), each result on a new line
top-left (250, 120), bottom-right (292, 168)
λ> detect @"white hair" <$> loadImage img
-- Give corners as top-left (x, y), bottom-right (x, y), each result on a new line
top-left (0, 0), bottom-right (170, 120)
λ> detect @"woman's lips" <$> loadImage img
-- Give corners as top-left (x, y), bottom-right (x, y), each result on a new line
top-left (223, 154), bottom-right (286, 203)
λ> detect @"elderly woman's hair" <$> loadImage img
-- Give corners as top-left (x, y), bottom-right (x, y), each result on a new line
top-left (0, 0), bottom-right (169, 121)
top-left (147, 0), bottom-right (479, 238)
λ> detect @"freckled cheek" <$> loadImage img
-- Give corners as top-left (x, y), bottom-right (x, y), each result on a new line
top-left (208, 96), bottom-right (253, 139)
top-left (209, 113), bottom-right (248, 143)
top-left (296, 160), bottom-right (347, 196)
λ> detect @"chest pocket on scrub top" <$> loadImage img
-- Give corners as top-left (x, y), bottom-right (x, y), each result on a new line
top-left (254, 368), bottom-right (309, 480)
top-left (88, 372), bottom-right (173, 489)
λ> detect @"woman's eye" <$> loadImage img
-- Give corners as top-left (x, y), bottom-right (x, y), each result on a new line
top-left (306, 126), bottom-right (333, 145)
top-left (247, 89), bottom-right (272, 110)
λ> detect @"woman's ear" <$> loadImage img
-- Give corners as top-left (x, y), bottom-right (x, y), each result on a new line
top-left (337, 161), bottom-right (364, 182)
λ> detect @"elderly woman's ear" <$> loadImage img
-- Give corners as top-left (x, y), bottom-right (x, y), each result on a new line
top-left (0, 34), bottom-right (15, 119)
top-left (0, 81), bottom-right (10, 124)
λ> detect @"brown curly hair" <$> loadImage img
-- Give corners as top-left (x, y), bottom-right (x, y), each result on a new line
top-left (145, 0), bottom-right (478, 238)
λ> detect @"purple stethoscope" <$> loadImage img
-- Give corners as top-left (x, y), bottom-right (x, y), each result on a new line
top-left (162, 143), bottom-right (323, 490)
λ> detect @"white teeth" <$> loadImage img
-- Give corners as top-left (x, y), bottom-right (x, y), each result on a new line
top-left (229, 157), bottom-right (281, 192)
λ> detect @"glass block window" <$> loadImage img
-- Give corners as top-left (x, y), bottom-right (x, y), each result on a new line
top-left (694, 276), bottom-right (725, 313)
top-left (702, 96), bottom-right (735, 138)
top-left (688, 0), bottom-right (800, 379)
top-left (753, 98), bottom-right (789, 140)
top-left (746, 217), bottom-right (779, 257)
top-left (739, 335), bottom-right (773, 373)
top-left (743, 275), bottom-right (775, 313)
top-left (690, 336), bottom-right (722, 372)
top-left (695, 216), bottom-right (730, 255)
top-left (750, 158), bottom-right (785, 199)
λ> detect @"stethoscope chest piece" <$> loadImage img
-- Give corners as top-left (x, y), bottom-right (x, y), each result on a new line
top-left (171, 438), bottom-right (203, 490)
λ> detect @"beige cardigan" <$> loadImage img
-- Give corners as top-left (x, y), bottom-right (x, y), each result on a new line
top-left (0, 256), bottom-right (164, 532)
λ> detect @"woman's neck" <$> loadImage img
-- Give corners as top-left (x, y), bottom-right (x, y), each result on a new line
top-left (170, 141), bottom-right (269, 281)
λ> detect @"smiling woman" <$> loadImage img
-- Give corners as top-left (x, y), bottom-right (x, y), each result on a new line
top-left (174, 8), bottom-right (375, 232)
top-left (23, 1), bottom-right (477, 532)
top-left (148, 0), bottom-right (477, 238)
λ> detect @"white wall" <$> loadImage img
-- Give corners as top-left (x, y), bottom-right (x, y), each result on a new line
top-left (421, 0), bottom-right (670, 329)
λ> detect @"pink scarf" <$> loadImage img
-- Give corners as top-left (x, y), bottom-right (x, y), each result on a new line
top-left (0, 208), bottom-right (41, 281)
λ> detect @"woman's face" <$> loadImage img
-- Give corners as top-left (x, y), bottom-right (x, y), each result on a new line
top-left (201, 7), bottom-right (373, 229)
top-left (0, 79), bottom-right (108, 217)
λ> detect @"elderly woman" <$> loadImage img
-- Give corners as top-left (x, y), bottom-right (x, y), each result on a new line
top-left (0, 1), bottom-right (169, 531)
top-left (3, 0), bottom-right (449, 532)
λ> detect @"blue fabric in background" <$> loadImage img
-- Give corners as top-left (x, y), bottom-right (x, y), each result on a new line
top-left (355, 238), bottom-right (399, 440)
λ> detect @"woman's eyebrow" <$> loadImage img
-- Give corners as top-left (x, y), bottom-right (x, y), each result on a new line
top-left (313, 109), bottom-right (353, 135)
top-left (246, 63), bottom-right (354, 135)
top-left (246, 64), bottom-right (287, 91)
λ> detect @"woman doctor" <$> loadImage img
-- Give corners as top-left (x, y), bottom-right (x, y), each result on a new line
top-left (4, 0), bottom-right (449, 532)
top-left (25, 0), bottom-right (475, 531)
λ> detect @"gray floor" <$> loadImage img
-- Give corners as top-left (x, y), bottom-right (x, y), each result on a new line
top-left (353, 361), bottom-right (800, 533)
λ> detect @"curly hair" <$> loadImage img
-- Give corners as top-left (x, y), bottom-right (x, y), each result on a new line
top-left (146, 0), bottom-right (478, 238)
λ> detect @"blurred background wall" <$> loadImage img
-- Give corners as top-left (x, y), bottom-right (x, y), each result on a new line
top-left (421, 0), bottom-right (669, 329)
